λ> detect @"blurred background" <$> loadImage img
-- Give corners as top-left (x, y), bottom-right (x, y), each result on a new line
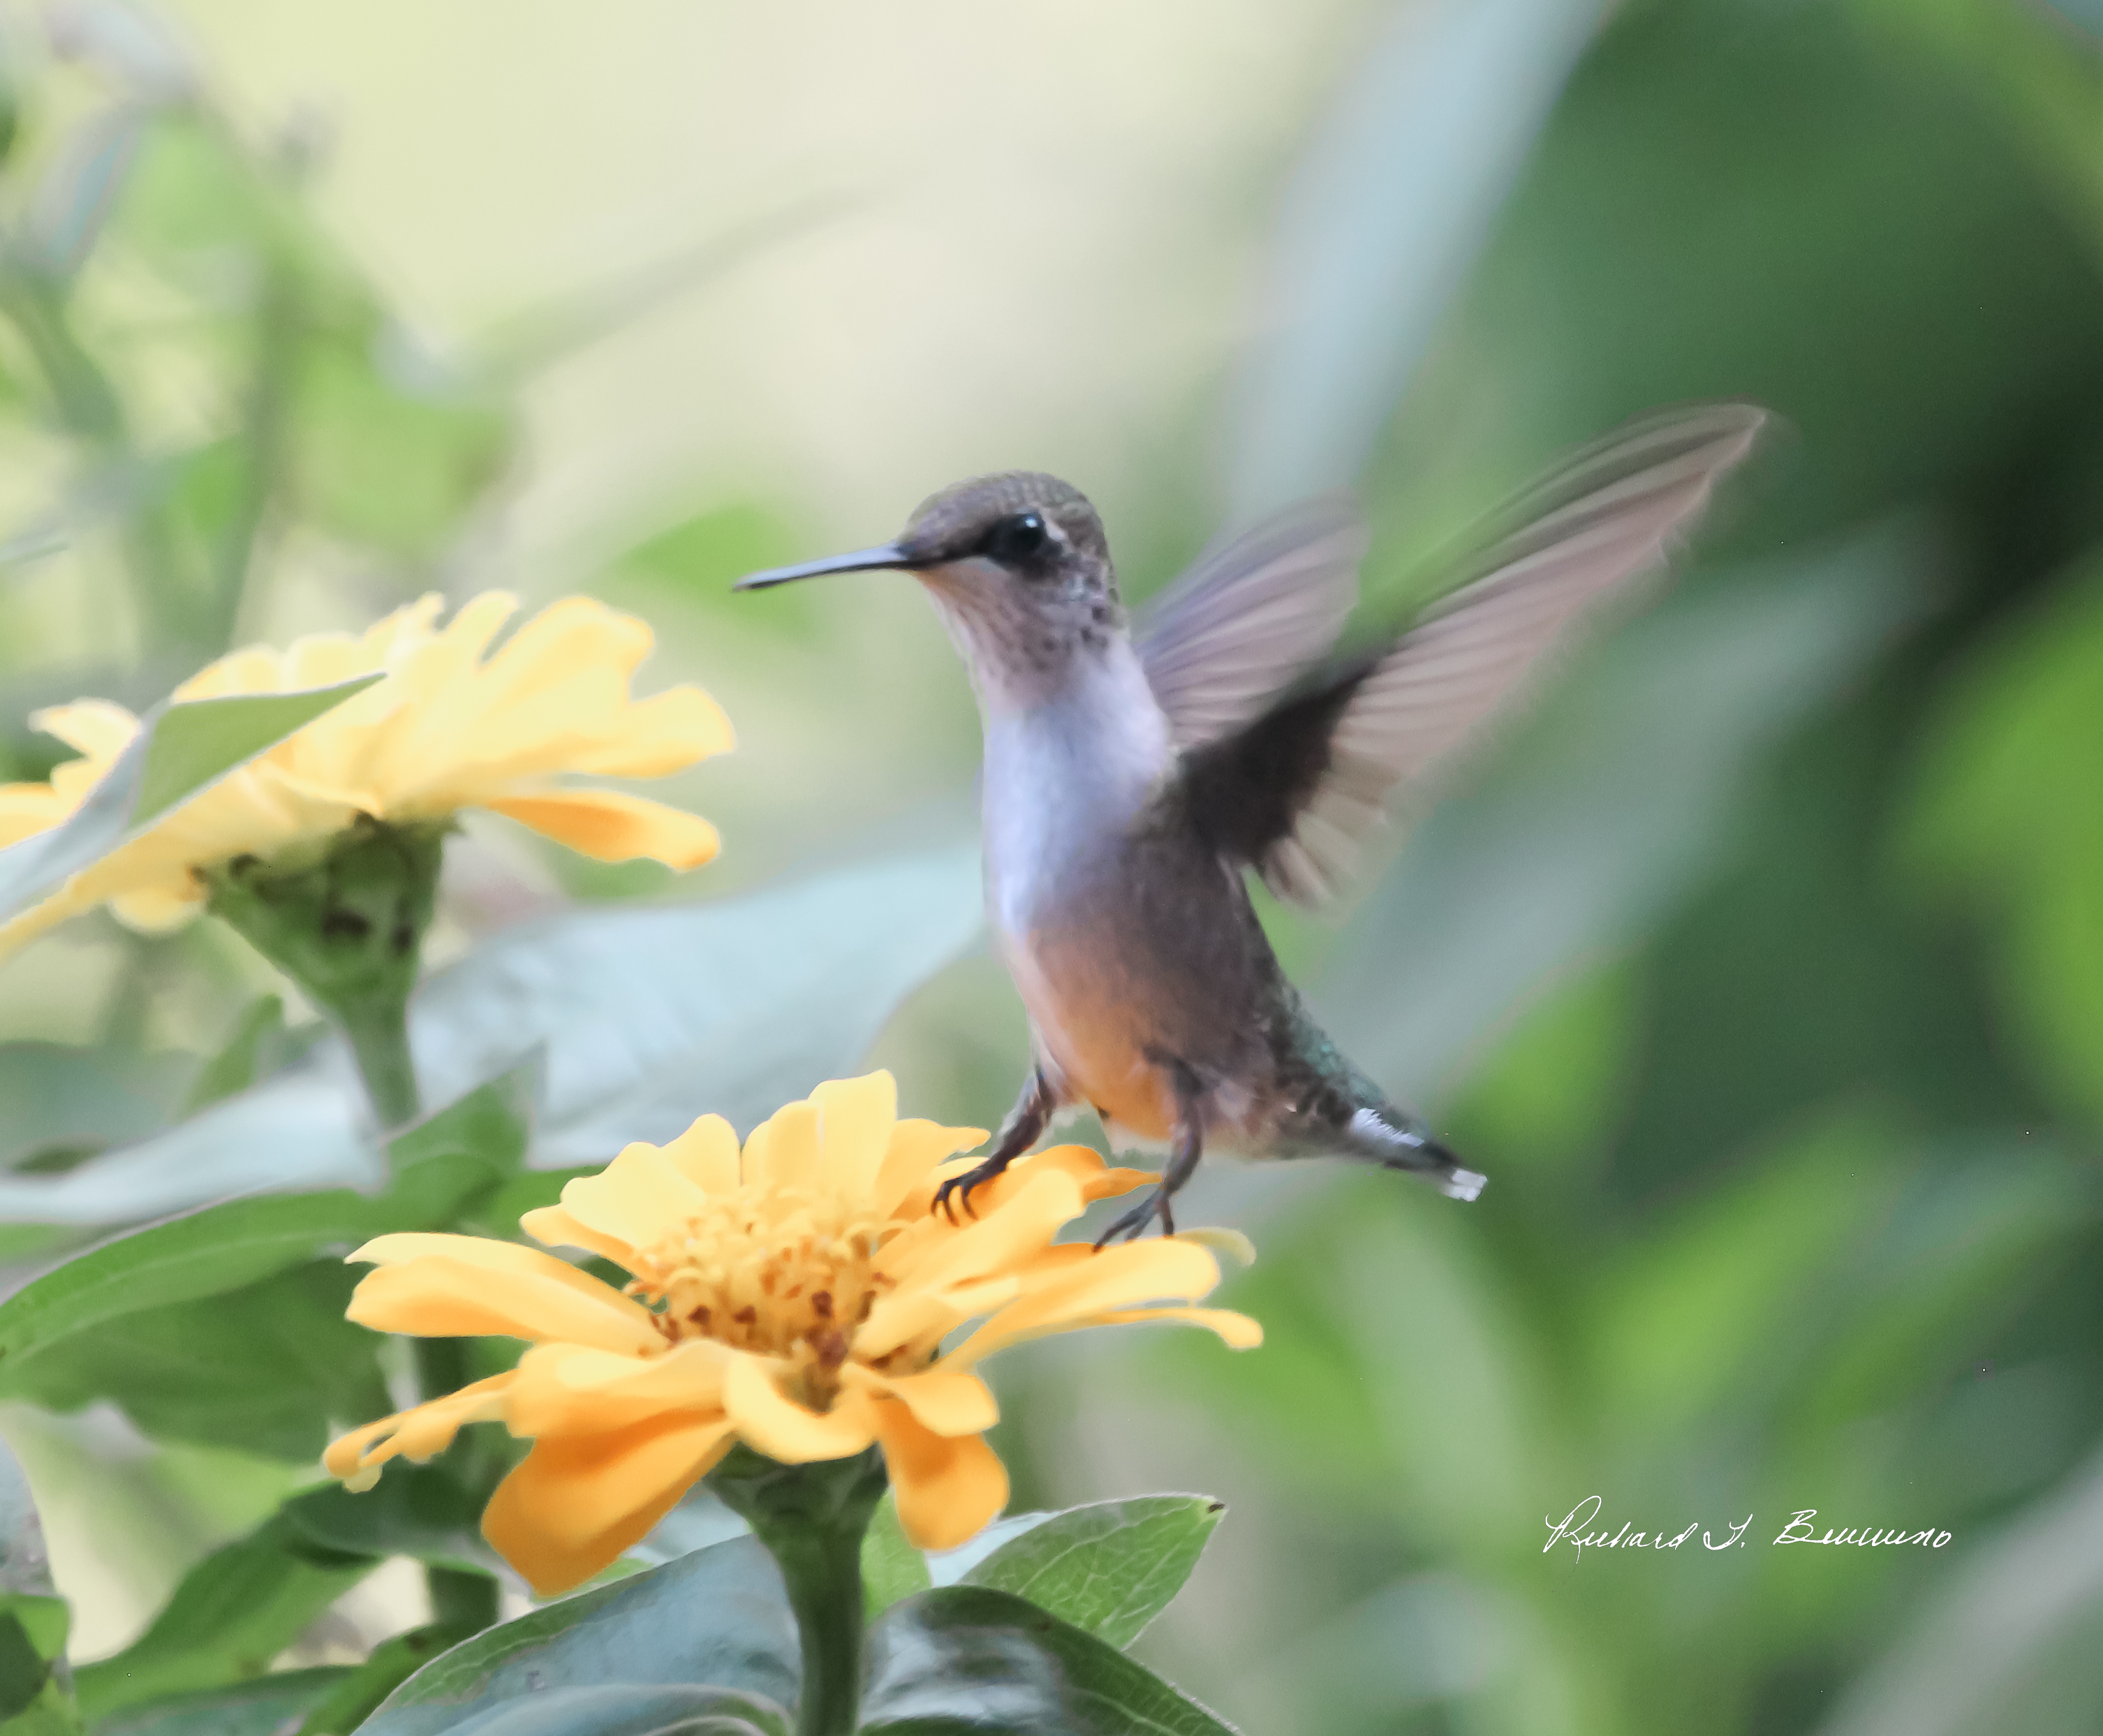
top-left (1, 1), bottom-right (2101, 1732)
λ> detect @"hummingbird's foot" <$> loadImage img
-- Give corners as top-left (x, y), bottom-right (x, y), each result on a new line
top-left (934, 1066), bottom-right (1061, 1223)
top-left (933, 1158), bottom-right (1007, 1225)
top-left (1094, 1184), bottom-right (1176, 1247)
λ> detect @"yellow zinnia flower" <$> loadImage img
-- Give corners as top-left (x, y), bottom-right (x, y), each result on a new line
top-left (323, 1071), bottom-right (1260, 1596)
top-left (0, 591), bottom-right (731, 959)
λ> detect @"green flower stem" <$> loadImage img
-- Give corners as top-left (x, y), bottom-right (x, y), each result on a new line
top-left (202, 816), bottom-right (448, 1134)
top-left (427, 1566), bottom-right (500, 1631)
top-left (200, 819), bottom-right (498, 1634)
top-left (711, 1445), bottom-right (887, 1736)
top-left (337, 992), bottom-right (421, 1128)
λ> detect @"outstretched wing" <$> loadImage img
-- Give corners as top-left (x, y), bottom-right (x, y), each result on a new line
top-left (1136, 494), bottom-right (1368, 753)
top-left (1181, 402), bottom-right (1769, 903)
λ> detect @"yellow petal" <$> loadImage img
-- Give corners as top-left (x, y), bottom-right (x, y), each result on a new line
top-left (31, 699), bottom-right (138, 760)
top-left (741, 1100), bottom-right (820, 1192)
top-left (879, 1167), bottom-right (1082, 1292)
top-left (324, 1372), bottom-right (515, 1487)
top-left (722, 1355), bottom-right (877, 1462)
top-left (482, 1411), bottom-right (737, 1596)
top-left (850, 1365), bottom-right (999, 1438)
top-left (661, 1113), bottom-right (740, 1195)
top-left (855, 1274), bottom-right (1019, 1363)
top-left (564, 686), bottom-right (736, 776)
top-left (1176, 1227), bottom-right (1257, 1268)
top-left (109, 881), bottom-right (205, 934)
top-left (348, 1257), bottom-right (660, 1356)
top-left (557, 1142), bottom-right (714, 1253)
top-left (945, 1239), bottom-right (1223, 1368)
top-left (870, 1119), bottom-right (987, 1219)
top-left (485, 790), bottom-right (720, 869)
top-left (506, 1339), bottom-right (732, 1436)
top-left (871, 1398), bottom-right (1008, 1552)
top-left (1087, 1305), bottom-right (1264, 1349)
top-left (353, 1231), bottom-right (633, 1299)
top-left (519, 1203), bottom-right (634, 1267)
top-left (810, 1072), bottom-right (896, 1197)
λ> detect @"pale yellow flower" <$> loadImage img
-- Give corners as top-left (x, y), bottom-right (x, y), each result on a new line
top-left (323, 1071), bottom-right (1261, 1596)
top-left (0, 592), bottom-right (730, 957)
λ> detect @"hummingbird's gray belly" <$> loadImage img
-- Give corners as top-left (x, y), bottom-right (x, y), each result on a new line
top-left (992, 832), bottom-right (1278, 1144)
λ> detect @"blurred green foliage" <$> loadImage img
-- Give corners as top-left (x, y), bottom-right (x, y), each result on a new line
top-left (0, 1), bottom-right (2095, 1734)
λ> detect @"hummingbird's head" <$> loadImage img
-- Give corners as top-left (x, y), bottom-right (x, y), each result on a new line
top-left (735, 471), bottom-right (1126, 711)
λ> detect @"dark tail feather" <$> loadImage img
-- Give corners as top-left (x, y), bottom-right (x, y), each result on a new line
top-left (1340, 1103), bottom-right (1487, 1202)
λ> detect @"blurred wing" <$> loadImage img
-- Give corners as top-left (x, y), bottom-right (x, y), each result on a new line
top-left (1183, 402), bottom-right (1769, 903)
top-left (1136, 494), bottom-right (1368, 751)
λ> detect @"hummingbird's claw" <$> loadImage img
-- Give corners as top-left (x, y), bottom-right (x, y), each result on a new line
top-left (1093, 1184), bottom-right (1175, 1249)
top-left (932, 1165), bottom-right (994, 1225)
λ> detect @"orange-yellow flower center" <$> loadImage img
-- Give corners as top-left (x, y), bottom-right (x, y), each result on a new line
top-left (625, 1184), bottom-right (899, 1406)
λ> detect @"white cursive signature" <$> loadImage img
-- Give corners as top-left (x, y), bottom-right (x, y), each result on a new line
top-left (1543, 1497), bottom-right (1952, 1559)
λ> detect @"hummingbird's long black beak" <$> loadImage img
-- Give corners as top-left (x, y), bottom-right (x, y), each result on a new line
top-left (732, 545), bottom-right (917, 591)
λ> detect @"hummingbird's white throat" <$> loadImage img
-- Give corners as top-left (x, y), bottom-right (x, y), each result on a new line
top-left (912, 554), bottom-right (1120, 716)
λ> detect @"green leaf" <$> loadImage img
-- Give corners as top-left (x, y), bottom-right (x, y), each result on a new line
top-left (0, 1259), bottom-right (388, 1460)
top-left (3, 848), bottom-right (982, 1226)
top-left (73, 1517), bottom-right (373, 1718)
top-left (0, 677), bottom-right (381, 929)
top-left (0, 1432), bottom-right (79, 1735)
top-left (0, 1612), bottom-right (53, 1719)
top-left (0, 1602), bottom-right (64, 1670)
top-left (960, 1496), bottom-right (1225, 1651)
top-left (88, 1668), bottom-right (352, 1736)
top-left (0, 1045), bottom-right (193, 1172)
top-left (181, 995), bottom-right (315, 1115)
top-left (290, 1627), bottom-right (480, 1736)
top-left (407, 846), bottom-right (983, 1162)
top-left (281, 1464), bottom-right (506, 1579)
top-left (402, 1686), bottom-right (787, 1736)
top-left (862, 1586), bottom-right (1240, 1735)
top-left (360, 1537), bottom-right (798, 1736)
top-left (0, 1069), bottom-right (525, 1376)
top-left (860, 1492), bottom-right (931, 1621)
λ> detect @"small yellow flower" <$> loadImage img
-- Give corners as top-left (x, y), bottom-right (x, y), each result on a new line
top-left (0, 592), bottom-right (731, 959)
top-left (323, 1072), bottom-right (1260, 1596)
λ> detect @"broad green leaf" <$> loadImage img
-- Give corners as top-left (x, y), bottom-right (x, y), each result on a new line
top-left (0, 1259), bottom-right (387, 1460)
top-left (281, 1464), bottom-right (506, 1580)
top-left (291, 1627), bottom-right (482, 1736)
top-left (960, 1496), bottom-right (1225, 1651)
top-left (407, 845), bottom-right (982, 1161)
top-left (862, 1586), bottom-right (1240, 1735)
top-left (180, 995), bottom-right (316, 1115)
top-left (0, 1071), bottom-right (526, 1373)
top-left (360, 1537), bottom-right (798, 1736)
top-left (860, 1492), bottom-right (931, 1621)
top-left (87, 1669), bottom-right (350, 1736)
top-left (411, 1686), bottom-right (785, 1736)
top-left (3, 848), bottom-right (982, 1226)
top-left (73, 1516), bottom-right (372, 1717)
top-left (0, 677), bottom-right (381, 930)
top-left (0, 1045), bottom-right (193, 1172)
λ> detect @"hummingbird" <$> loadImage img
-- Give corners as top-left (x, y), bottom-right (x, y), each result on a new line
top-left (736, 404), bottom-right (1766, 1242)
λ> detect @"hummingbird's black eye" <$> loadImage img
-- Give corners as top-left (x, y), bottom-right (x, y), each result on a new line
top-left (982, 511), bottom-right (1049, 566)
